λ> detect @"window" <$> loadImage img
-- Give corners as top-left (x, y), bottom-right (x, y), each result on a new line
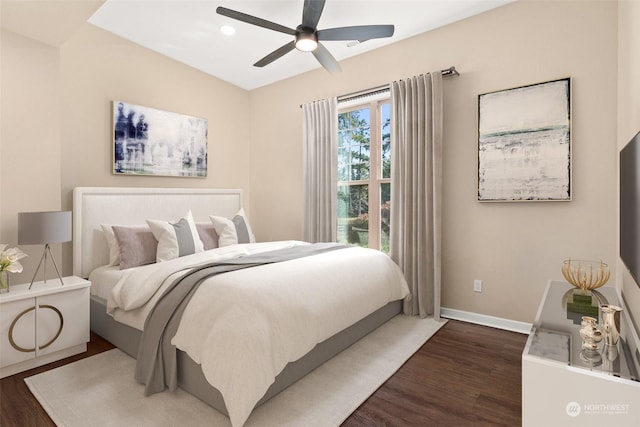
top-left (337, 97), bottom-right (391, 253)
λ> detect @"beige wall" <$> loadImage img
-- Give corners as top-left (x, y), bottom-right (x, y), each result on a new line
top-left (61, 24), bottom-right (251, 271)
top-left (58, 23), bottom-right (252, 274)
top-left (249, 0), bottom-right (619, 323)
top-left (1, 23), bottom-right (251, 283)
top-left (0, 30), bottom-right (63, 283)
top-left (617, 0), bottom-right (640, 330)
top-left (59, 23), bottom-right (252, 199)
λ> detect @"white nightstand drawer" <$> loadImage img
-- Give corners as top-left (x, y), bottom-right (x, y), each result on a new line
top-left (37, 287), bottom-right (90, 357)
top-left (0, 298), bottom-right (36, 368)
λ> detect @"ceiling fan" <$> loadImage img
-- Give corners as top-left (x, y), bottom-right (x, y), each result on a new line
top-left (216, 0), bottom-right (394, 74)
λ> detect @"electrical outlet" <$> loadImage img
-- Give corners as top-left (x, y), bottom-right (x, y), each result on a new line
top-left (474, 279), bottom-right (482, 293)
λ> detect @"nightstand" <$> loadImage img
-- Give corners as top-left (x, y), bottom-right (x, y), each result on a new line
top-left (0, 276), bottom-right (90, 378)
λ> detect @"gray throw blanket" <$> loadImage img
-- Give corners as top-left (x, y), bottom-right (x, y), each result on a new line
top-left (134, 243), bottom-right (347, 396)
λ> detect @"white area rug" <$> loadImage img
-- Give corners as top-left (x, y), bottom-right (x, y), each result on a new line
top-left (25, 315), bottom-right (445, 427)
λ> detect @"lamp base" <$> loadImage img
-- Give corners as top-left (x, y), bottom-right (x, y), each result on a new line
top-left (29, 244), bottom-right (65, 289)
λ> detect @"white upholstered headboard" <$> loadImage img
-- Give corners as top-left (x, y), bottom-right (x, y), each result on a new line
top-left (73, 187), bottom-right (243, 278)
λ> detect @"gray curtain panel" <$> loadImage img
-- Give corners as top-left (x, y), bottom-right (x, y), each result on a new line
top-left (302, 97), bottom-right (338, 243)
top-left (390, 73), bottom-right (443, 319)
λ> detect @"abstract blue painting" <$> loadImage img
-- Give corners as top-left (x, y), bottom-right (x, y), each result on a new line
top-left (113, 101), bottom-right (208, 177)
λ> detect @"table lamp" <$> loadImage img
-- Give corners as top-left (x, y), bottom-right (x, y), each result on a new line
top-left (18, 211), bottom-right (72, 289)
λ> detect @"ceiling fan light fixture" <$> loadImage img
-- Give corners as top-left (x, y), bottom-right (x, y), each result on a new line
top-left (295, 32), bottom-right (318, 52)
top-left (216, 2), bottom-right (395, 73)
top-left (220, 25), bottom-right (236, 36)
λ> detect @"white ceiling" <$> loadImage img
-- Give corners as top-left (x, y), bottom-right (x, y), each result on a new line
top-left (88, 0), bottom-right (512, 91)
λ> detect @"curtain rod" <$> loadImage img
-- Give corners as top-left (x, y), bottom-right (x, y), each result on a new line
top-left (301, 66), bottom-right (459, 108)
top-left (338, 66), bottom-right (459, 101)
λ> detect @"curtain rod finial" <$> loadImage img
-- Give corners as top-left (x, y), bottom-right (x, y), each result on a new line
top-left (442, 66), bottom-right (459, 77)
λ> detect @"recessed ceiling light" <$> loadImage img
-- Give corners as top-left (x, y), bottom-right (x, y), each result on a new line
top-left (220, 25), bottom-right (235, 36)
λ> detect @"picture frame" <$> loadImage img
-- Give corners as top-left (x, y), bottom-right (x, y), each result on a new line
top-left (113, 101), bottom-right (208, 177)
top-left (477, 78), bottom-right (571, 201)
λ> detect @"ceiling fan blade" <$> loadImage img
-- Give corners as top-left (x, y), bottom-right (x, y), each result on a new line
top-left (216, 6), bottom-right (296, 35)
top-left (317, 25), bottom-right (395, 41)
top-left (254, 41), bottom-right (296, 67)
top-left (312, 42), bottom-right (341, 74)
top-left (302, 0), bottom-right (326, 29)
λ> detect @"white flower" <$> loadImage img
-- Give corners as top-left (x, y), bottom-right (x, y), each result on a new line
top-left (0, 244), bottom-right (27, 274)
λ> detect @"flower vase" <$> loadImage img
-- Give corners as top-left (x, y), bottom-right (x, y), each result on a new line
top-left (0, 271), bottom-right (9, 293)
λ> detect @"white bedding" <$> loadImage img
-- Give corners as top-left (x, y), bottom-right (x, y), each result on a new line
top-left (104, 241), bottom-right (307, 330)
top-left (89, 265), bottom-right (124, 300)
top-left (104, 241), bottom-right (410, 427)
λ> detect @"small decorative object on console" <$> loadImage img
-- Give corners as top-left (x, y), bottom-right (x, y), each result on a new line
top-left (600, 304), bottom-right (623, 346)
top-left (561, 259), bottom-right (610, 292)
top-left (0, 244), bottom-right (27, 293)
top-left (579, 316), bottom-right (603, 350)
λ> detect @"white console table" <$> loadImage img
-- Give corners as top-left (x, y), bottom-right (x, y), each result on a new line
top-left (522, 280), bottom-right (640, 426)
top-left (0, 277), bottom-right (90, 378)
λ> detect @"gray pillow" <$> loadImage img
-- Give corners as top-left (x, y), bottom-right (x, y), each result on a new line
top-left (196, 223), bottom-right (219, 250)
top-left (112, 225), bottom-right (158, 269)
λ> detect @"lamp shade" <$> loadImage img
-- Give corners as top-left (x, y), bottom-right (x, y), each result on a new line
top-left (18, 211), bottom-right (72, 245)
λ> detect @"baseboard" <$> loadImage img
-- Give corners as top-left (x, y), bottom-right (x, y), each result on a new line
top-left (441, 307), bottom-right (532, 334)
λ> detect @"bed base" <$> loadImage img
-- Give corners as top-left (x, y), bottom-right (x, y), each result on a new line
top-left (90, 296), bottom-right (402, 415)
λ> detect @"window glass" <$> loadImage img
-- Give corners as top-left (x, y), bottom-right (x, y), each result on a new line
top-left (338, 108), bottom-right (370, 181)
top-left (381, 103), bottom-right (391, 179)
top-left (380, 182), bottom-right (390, 254)
top-left (337, 100), bottom-right (389, 251)
top-left (337, 184), bottom-right (369, 247)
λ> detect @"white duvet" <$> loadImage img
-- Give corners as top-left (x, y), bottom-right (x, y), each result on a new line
top-left (106, 241), bottom-right (308, 330)
top-left (106, 241), bottom-right (409, 427)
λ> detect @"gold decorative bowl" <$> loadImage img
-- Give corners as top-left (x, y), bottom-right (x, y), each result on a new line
top-left (561, 259), bottom-right (610, 292)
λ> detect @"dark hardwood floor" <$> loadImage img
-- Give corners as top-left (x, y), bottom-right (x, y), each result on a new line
top-left (342, 320), bottom-right (527, 426)
top-left (0, 321), bottom-right (527, 427)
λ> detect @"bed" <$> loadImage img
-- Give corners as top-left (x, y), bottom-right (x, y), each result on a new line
top-left (73, 187), bottom-right (409, 426)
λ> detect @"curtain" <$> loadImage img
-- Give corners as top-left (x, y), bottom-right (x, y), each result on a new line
top-left (390, 73), bottom-right (443, 319)
top-left (302, 97), bottom-right (338, 243)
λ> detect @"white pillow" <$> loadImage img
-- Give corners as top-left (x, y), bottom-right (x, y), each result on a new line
top-left (146, 211), bottom-right (204, 262)
top-left (209, 208), bottom-right (256, 247)
top-left (101, 224), bottom-right (121, 266)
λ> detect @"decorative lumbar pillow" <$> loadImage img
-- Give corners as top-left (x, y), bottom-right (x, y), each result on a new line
top-left (146, 210), bottom-right (204, 262)
top-left (111, 225), bottom-right (158, 270)
top-left (209, 208), bottom-right (256, 247)
top-left (196, 223), bottom-right (219, 250)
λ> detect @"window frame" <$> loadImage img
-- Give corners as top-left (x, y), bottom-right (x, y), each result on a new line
top-left (337, 97), bottom-right (391, 251)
